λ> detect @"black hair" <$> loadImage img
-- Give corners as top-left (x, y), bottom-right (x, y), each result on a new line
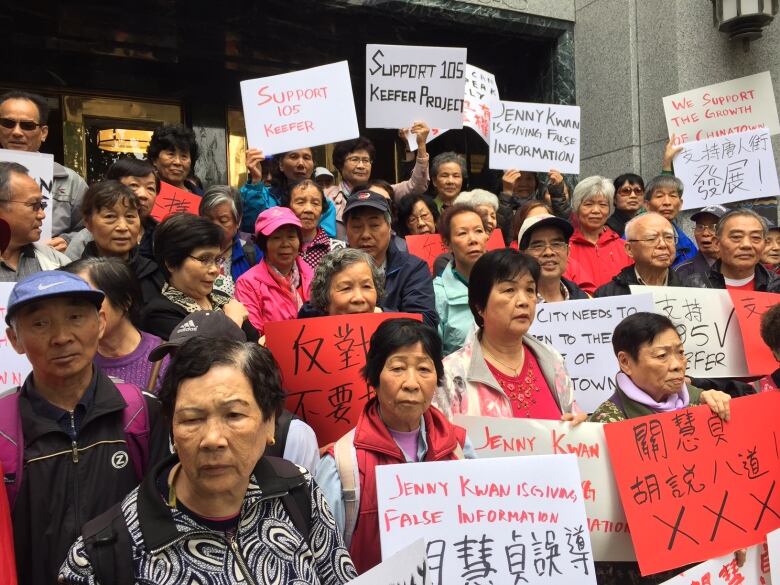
top-left (62, 257), bottom-right (142, 327)
top-left (105, 156), bottom-right (160, 192)
top-left (270, 148), bottom-right (315, 193)
top-left (0, 161), bottom-right (30, 202)
top-left (613, 173), bottom-right (645, 193)
top-left (437, 203), bottom-right (484, 246)
top-left (760, 304), bottom-right (780, 354)
top-left (153, 213), bottom-right (223, 278)
top-left (158, 337), bottom-right (286, 425)
top-left (281, 178), bottom-right (327, 211)
top-left (612, 312), bottom-right (678, 362)
top-left (147, 123), bottom-right (199, 166)
top-left (468, 249), bottom-right (541, 327)
top-left (332, 137), bottom-right (376, 172)
top-left (80, 180), bottom-right (140, 217)
top-left (361, 318), bottom-right (444, 388)
top-left (396, 193), bottom-right (440, 237)
top-left (0, 90), bottom-right (49, 124)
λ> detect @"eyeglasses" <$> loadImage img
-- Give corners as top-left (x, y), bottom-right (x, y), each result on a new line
top-left (188, 255), bottom-right (226, 268)
top-left (407, 211), bottom-right (432, 224)
top-left (526, 241), bottom-right (568, 254)
top-left (618, 186), bottom-right (644, 196)
top-left (694, 224), bottom-right (717, 234)
top-left (5, 198), bottom-right (48, 212)
top-left (0, 118), bottom-right (44, 132)
top-left (627, 232), bottom-right (678, 246)
top-left (345, 156), bottom-right (372, 165)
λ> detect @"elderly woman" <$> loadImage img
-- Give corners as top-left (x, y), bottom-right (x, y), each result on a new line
top-left (430, 151), bottom-right (466, 210)
top-left (147, 123), bottom-right (202, 194)
top-left (607, 173), bottom-right (644, 237)
top-left (455, 188), bottom-right (499, 235)
top-left (199, 185), bottom-right (261, 296)
top-left (396, 192), bottom-right (439, 237)
top-left (434, 204), bottom-right (489, 355)
top-left (235, 206), bottom-right (313, 334)
top-left (317, 318), bottom-right (474, 574)
top-left (59, 337), bottom-right (357, 584)
top-left (283, 179), bottom-right (345, 270)
top-left (567, 175), bottom-right (632, 294)
top-left (435, 249), bottom-right (585, 422)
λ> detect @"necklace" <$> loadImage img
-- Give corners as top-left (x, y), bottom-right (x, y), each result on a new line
top-left (482, 343), bottom-right (525, 376)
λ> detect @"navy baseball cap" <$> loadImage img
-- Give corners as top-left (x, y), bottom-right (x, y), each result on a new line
top-left (6, 271), bottom-right (105, 324)
top-left (342, 190), bottom-right (391, 221)
top-left (148, 310), bottom-right (247, 361)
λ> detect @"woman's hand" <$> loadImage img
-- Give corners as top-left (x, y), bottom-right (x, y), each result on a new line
top-left (246, 148), bottom-right (265, 183)
top-left (223, 299), bottom-right (249, 328)
top-left (561, 412), bottom-right (588, 426)
top-left (547, 169), bottom-right (564, 186)
top-left (700, 390), bottom-right (731, 421)
top-left (734, 548), bottom-right (746, 568)
top-left (46, 236), bottom-right (68, 252)
top-left (502, 169), bottom-right (522, 194)
top-left (662, 134), bottom-right (683, 172)
top-left (410, 120), bottom-right (430, 156)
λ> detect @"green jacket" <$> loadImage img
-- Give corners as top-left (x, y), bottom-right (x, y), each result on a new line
top-left (589, 378), bottom-right (703, 423)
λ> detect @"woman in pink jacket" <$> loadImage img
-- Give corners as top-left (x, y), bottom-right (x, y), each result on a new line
top-left (235, 207), bottom-right (313, 334)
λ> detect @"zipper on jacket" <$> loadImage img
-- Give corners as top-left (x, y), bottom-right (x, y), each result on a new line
top-left (70, 412), bottom-right (79, 463)
top-left (70, 410), bottom-right (82, 530)
top-left (229, 533), bottom-right (257, 585)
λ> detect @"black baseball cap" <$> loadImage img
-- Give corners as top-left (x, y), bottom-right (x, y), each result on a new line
top-left (342, 190), bottom-right (391, 221)
top-left (149, 310), bottom-right (247, 361)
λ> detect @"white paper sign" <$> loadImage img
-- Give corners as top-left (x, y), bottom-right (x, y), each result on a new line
top-left (528, 294), bottom-right (655, 413)
top-left (663, 71), bottom-right (780, 144)
top-left (377, 455), bottom-right (597, 585)
top-left (454, 416), bottom-right (634, 562)
top-left (630, 286), bottom-right (750, 378)
top-left (348, 539), bottom-right (430, 585)
top-left (490, 101), bottom-right (581, 174)
top-left (404, 127), bottom-right (444, 152)
top-left (0, 283), bottom-right (32, 394)
top-left (674, 128), bottom-right (780, 210)
top-left (658, 543), bottom-right (772, 585)
top-left (366, 44), bottom-right (467, 129)
top-left (0, 148), bottom-right (54, 241)
top-left (240, 61), bottom-right (359, 155)
top-left (768, 527), bottom-right (780, 584)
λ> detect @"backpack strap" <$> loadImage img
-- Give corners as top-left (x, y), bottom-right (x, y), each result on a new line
top-left (116, 384), bottom-right (150, 483)
top-left (260, 456), bottom-right (312, 541)
top-left (81, 501), bottom-right (134, 585)
top-left (265, 409), bottom-right (294, 458)
top-left (0, 389), bottom-right (23, 510)
top-left (242, 241), bottom-right (257, 267)
top-left (333, 429), bottom-right (359, 548)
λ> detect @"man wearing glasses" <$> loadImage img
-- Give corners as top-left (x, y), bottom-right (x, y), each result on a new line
top-left (0, 162), bottom-right (70, 281)
top-left (673, 204), bottom-right (727, 281)
top-left (0, 91), bottom-right (88, 252)
top-left (643, 175), bottom-right (698, 267)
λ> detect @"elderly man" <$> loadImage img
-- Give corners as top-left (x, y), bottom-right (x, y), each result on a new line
top-left (517, 214), bottom-right (588, 302)
top-left (674, 204), bottom-right (726, 280)
top-left (0, 271), bottom-right (168, 585)
top-left (0, 161), bottom-right (70, 281)
top-left (595, 212), bottom-right (684, 297)
top-left (643, 175), bottom-right (697, 266)
top-left (682, 208), bottom-right (779, 292)
top-left (0, 91), bottom-right (87, 249)
top-left (343, 189), bottom-right (438, 327)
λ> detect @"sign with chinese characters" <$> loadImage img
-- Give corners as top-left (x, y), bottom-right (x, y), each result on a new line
top-left (348, 539), bottom-right (430, 585)
top-left (728, 290), bottom-right (779, 377)
top-left (673, 129), bottom-right (779, 210)
top-left (264, 313), bottom-right (421, 447)
top-left (0, 148), bottom-right (54, 242)
top-left (663, 71), bottom-right (780, 144)
top-left (528, 294), bottom-right (655, 413)
top-left (405, 229), bottom-right (504, 274)
top-left (659, 542), bottom-right (771, 584)
top-left (0, 283), bottom-right (32, 394)
top-left (377, 455), bottom-right (597, 585)
top-left (149, 181), bottom-right (201, 221)
top-left (630, 286), bottom-right (750, 378)
top-left (489, 101), bottom-right (581, 175)
top-left (604, 392), bottom-right (780, 576)
top-left (240, 61), bottom-right (359, 155)
top-left (366, 44), bottom-right (467, 129)
top-left (768, 527), bottom-right (780, 582)
top-left (454, 416), bottom-right (634, 562)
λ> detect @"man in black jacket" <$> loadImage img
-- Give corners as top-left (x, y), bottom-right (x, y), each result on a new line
top-left (673, 204), bottom-right (727, 281)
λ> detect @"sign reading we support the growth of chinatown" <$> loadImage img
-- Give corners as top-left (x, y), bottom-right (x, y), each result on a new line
top-left (0, 148), bottom-right (54, 242)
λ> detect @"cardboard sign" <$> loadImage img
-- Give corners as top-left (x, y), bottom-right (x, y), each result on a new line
top-left (631, 286), bottom-right (750, 378)
top-left (604, 392), bottom-right (780, 576)
top-left (528, 294), bottom-right (655, 413)
top-left (240, 61), bottom-right (359, 155)
top-left (489, 101), bottom-right (581, 175)
top-left (348, 539), bottom-right (430, 585)
top-left (674, 129), bottom-right (780, 210)
top-left (0, 148), bottom-right (55, 241)
top-left (264, 312), bottom-right (421, 447)
top-left (454, 416), bottom-right (634, 562)
top-left (658, 543), bottom-right (771, 585)
top-left (366, 44), bottom-right (467, 129)
top-left (663, 71), bottom-right (780, 144)
top-left (768, 527), bottom-right (780, 582)
top-left (728, 290), bottom-right (779, 377)
top-left (0, 283), bottom-right (32, 394)
top-left (149, 181), bottom-right (201, 221)
top-left (406, 229), bottom-right (505, 274)
top-left (377, 455), bottom-right (597, 584)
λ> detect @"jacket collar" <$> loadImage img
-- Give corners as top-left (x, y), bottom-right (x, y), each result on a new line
top-left (709, 259), bottom-right (772, 289)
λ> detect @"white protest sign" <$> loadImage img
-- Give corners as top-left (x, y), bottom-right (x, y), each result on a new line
top-left (630, 286), bottom-right (750, 378)
top-left (240, 61), bottom-right (359, 155)
top-left (377, 455), bottom-right (597, 585)
top-left (490, 101), bottom-right (581, 174)
top-left (404, 127), bottom-right (444, 152)
top-left (658, 543), bottom-right (771, 585)
top-left (0, 148), bottom-right (54, 241)
top-left (0, 283), bottom-right (32, 394)
top-left (454, 416), bottom-right (634, 562)
top-left (768, 527), bottom-right (780, 583)
top-left (663, 71), bottom-right (780, 144)
top-left (348, 539), bottom-right (430, 585)
top-left (528, 294), bottom-right (655, 413)
top-left (674, 128), bottom-right (780, 210)
top-left (366, 44), bottom-right (467, 129)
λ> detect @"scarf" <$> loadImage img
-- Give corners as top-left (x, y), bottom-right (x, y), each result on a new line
top-left (268, 261), bottom-right (304, 310)
top-left (616, 371), bottom-right (689, 412)
top-left (161, 282), bottom-right (230, 314)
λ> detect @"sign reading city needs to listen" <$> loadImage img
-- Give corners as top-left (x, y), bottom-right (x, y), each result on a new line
top-left (240, 61), bottom-right (359, 155)
top-left (347, 539), bottom-right (429, 585)
top-left (0, 283), bottom-right (33, 393)
top-left (604, 392), bottom-right (780, 576)
top-left (264, 312), bottom-right (421, 447)
top-left (377, 455), bottom-right (597, 585)
top-left (663, 71), bottom-right (780, 145)
top-left (454, 416), bottom-right (634, 562)
top-left (673, 128), bottom-right (780, 210)
top-left (528, 294), bottom-right (655, 414)
top-left (365, 44), bottom-right (467, 129)
top-left (149, 181), bottom-right (201, 221)
top-left (658, 543), bottom-right (771, 585)
top-left (0, 148), bottom-right (54, 242)
top-left (489, 101), bottom-right (581, 175)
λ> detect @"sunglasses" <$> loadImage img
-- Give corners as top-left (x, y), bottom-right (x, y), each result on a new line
top-left (0, 118), bottom-right (44, 132)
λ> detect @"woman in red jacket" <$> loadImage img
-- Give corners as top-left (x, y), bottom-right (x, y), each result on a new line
top-left (566, 175), bottom-right (632, 294)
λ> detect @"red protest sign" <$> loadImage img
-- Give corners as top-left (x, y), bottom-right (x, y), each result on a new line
top-left (264, 312), bottom-right (422, 447)
top-left (485, 227), bottom-right (505, 250)
top-left (604, 392), bottom-right (780, 576)
top-left (150, 181), bottom-right (201, 221)
top-left (728, 289), bottom-right (779, 376)
top-left (405, 229), bottom-right (505, 273)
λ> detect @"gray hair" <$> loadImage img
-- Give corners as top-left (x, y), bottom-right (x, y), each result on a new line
top-left (644, 175), bottom-right (684, 201)
top-left (624, 211), bottom-right (672, 240)
top-left (0, 161), bottom-right (30, 203)
top-left (716, 208), bottom-right (768, 239)
top-left (431, 151), bottom-right (467, 179)
top-left (310, 248), bottom-right (385, 313)
top-left (571, 175), bottom-right (615, 215)
top-left (199, 185), bottom-right (243, 222)
top-left (454, 189), bottom-right (498, 211)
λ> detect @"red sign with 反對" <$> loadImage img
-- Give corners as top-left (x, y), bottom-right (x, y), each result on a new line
top-left (604, 391), bottom-right (780, 576)
top-left (727, 289), bottom-right (779, 376)
top-left (150, 181), bottom-right (201, 221)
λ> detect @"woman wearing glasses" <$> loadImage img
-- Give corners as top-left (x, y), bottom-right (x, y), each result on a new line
top-left (606, 173), bottom-right (645, 237)
top-left (396, 193), bottom-right (439, 237)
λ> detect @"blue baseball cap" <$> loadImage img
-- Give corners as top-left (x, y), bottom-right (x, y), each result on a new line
top-left (6, 271), bottom-right (105, 324)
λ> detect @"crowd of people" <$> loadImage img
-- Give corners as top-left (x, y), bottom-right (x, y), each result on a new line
top-left (0, 87), bottom-right (778, 585)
